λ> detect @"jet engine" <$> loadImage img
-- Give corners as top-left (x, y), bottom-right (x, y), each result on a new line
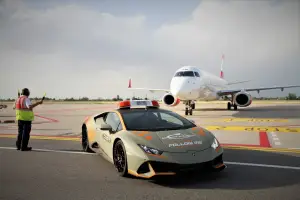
top-left (233, 91), bottom-right (252, 107)
top-left (162, 93), bottom-right (180, 106)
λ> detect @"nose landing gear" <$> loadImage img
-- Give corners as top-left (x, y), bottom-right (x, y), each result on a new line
top-left (185, 100), bottom-right (195, 115)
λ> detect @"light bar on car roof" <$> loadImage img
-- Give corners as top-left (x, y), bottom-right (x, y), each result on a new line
top-left (118, 100), bottom-right (159, 109)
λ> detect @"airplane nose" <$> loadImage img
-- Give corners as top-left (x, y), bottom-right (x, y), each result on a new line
top-left (171, 79), bottom-right (190, 98)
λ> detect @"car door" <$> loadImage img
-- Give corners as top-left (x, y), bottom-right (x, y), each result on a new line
top-left (94, 112), bottom-right (108, 154)
top-left (100, 112), bottom-right (123, 160)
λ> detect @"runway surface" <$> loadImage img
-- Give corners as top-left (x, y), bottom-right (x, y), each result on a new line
top-left (1, 101), bottom-right (300, 200)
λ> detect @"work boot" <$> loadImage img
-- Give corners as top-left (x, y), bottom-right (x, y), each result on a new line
top-left (16, 141), bottom-right (21, 150)
top-left (21, 147), bottom-right (32, 151)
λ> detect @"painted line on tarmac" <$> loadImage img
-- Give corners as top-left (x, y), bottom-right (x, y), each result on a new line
top-left (0, 134), bottom-right (80, 141)
top-left (224, 161), bottom-right (300, 170)
top-left (0, 146), bottom-right (299, 170)
top-left (224, 145), bottom-right (300, 154)
top-left (259, 131), bottom-right (271, 148)
top-left (220, 118), bottom-right (288, 122)
top-left (204, 125), bottom-right (300, 133)
top-left (35, 114), bottom-right (59, 123)
top-left (0, 146), bottom-right (93, 155)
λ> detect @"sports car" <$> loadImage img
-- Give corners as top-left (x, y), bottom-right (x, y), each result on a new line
top-left (81, 100), bottom-right (226, 178)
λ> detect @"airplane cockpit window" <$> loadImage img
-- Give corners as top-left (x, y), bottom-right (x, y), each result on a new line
top-left (194, 72), bottom-right (200, 77)
top-left (174, 71), bottom-right (195, 77)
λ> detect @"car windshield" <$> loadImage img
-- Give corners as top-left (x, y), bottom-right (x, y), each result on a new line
top-left (120, 109), bottom-right (196, 131)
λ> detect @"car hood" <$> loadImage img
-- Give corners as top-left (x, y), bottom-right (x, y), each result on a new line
top-left (130, 127), bottom-right (213, 152)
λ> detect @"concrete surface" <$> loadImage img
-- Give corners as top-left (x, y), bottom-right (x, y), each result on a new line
top-left (0, 138), bottom-right (299, 200)
top-left (1, 101), bottom-right (300, 200)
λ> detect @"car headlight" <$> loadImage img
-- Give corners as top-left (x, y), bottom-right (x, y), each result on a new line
top-left (138, 144), bottom-right (163, 155)
top-left (211, 138), bottom-right (220, 149)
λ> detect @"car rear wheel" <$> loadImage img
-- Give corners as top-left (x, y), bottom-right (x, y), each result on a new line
top-left (113, 140), bottom-right (129, 177)
top-left (81, 126), bottom-right (93, 153)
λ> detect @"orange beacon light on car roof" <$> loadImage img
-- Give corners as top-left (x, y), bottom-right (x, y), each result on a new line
top-left (118, 100), bottom-right (160, 109)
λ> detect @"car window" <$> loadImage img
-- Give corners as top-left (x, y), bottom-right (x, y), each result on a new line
top-left (120, 109), bottom-right (195, 131)
top-left (104, 112), bottom-right (123, 132)
top-left (159, 112), bottom-right (184, 126)
top-left (95, 116), bottom-right (105, 126)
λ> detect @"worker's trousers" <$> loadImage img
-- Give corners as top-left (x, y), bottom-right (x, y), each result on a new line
top-left (16, 120), bottom-right (32, 149)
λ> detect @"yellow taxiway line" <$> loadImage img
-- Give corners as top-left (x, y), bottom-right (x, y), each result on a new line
top-left (0, 134), bottom-right (299, 154)
top-left (223, 145), bottom-right (300, 154)
top-left (204, 125), bottom-right (300, 133)
top-left (0, 134), bottom-right (80, 141)
top-left (219, 118), bottom-right (289, 122)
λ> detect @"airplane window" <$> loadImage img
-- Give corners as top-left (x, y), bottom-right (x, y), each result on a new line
top-left (194, 72), bottom-right (200, 77)
top-left (174, 71), bottom-right (195, 77)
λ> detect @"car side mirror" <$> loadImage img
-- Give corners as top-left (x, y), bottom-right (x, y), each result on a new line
top-left (100, 123), bottom-right (112, 131)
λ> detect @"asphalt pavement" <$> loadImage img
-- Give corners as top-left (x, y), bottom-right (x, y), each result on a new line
top-left (1, 101), bottom-right (300, 200)
top-left (0, 137), bottom-right (299, 200)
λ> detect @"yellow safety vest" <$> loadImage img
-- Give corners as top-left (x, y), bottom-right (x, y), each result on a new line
top-left (15, 96), bottom-right (34, 121)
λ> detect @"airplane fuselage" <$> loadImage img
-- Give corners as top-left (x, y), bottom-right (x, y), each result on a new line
top-left (170, 66), bottom-right (228, 101)
top-left (128, 62), bottom-right (300, 115)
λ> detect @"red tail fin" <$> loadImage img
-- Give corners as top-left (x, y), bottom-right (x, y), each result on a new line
top-left (128, 78), bottom-right (131, 88)
top-left (220, 54), bottom-right (224, 79)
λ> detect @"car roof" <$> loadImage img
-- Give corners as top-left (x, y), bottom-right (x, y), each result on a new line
top-left (116, 107), bottom-right (171, 114)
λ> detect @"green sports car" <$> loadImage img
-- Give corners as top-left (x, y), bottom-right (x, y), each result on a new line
top-left (81, 100), bottom-right (226, 178)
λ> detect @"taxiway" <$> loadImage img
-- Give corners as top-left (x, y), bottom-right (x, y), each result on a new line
top-left (0, 101), bottom-right (300, 200)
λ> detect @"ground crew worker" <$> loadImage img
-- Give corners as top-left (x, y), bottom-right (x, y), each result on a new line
top-left (15, 88), bottom-right (43, 151)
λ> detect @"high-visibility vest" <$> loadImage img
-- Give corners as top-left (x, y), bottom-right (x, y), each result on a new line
top-left (15, 96), bottom-right (34, 121)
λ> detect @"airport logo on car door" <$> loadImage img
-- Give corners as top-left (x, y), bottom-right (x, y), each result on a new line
top-left (102, 133), bottom-right (111, 143)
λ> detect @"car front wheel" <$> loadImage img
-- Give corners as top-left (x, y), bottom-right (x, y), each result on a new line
top-left (113, 140), bottom-right (129, 177)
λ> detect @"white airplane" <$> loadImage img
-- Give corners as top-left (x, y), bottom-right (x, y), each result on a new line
top-left (128, 55), bottom-right (300, 115)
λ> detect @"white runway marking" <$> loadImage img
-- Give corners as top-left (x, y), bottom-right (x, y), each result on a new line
top-left (0, 146), bottom-right (94, 155)
top-left (270, 132), bottom-right (282, 146)
top-left (225, 161), bottom-right (300, 170)
top-left (1, 146), bottom-right (299, 170)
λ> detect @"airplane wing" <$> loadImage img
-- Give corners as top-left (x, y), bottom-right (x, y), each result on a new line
top-left (217, 85), bottom-right (300, 96)
top-left (128, 88), bottom-right (170, 93)
top-left (227, 80), bottom-right (252, 85)
top-left (127, 78), bottom-right (169, 93)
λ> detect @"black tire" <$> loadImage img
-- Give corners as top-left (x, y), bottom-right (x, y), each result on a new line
top-left (227, 102), bottom-right (231, 110)
top-left (113, 140), bottom-right (129, 177)
top-left (234, 104), bottom-right (238, 110)
top-left (81, 126), bottom-right (93, 153)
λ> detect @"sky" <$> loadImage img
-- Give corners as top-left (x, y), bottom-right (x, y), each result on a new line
top-left (0, 0), bottom-right (299, 99)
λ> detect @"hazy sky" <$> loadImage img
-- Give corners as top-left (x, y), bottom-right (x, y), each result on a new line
top-left (1, 0), bottom-right (299, 99)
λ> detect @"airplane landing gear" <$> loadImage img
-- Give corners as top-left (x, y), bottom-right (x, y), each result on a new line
top-left (185, 100), bottom-right (194, 115)
top-left (227, 95), bottom-right (237, 110)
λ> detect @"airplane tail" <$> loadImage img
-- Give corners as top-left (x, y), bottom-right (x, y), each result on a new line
top-left (220, 54), bottom-right (252, 85)
top-left (220, 54), bottom-right (224, 79)
top-left (128, 78), bottom-right (132, 88)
